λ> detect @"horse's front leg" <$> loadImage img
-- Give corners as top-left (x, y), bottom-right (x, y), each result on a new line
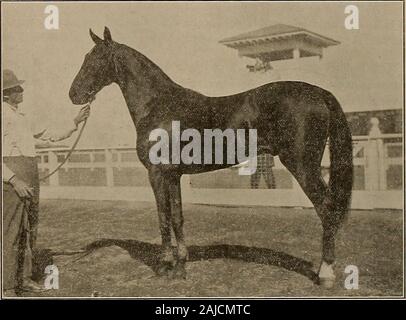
top-left (148, 167), bottom-right (174, 276)
top-left (168, 174), bottom-right (188, 279)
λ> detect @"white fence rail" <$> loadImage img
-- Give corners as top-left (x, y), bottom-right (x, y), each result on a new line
top-left (38, 119), bottom-right (403, 210)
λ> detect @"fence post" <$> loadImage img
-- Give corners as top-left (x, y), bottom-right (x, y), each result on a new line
top-left (365, 118), bottom-right (385, 190)
top-left (48, 151), bottom-right (59, 187)
top-left (105, 149), bottom-right (114, 187)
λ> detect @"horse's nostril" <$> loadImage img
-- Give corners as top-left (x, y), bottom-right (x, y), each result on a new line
top-left (87, 91), bottom-right (96, 100)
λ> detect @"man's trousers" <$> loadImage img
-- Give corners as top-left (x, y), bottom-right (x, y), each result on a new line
top-left (2, 156), bottom-right (39, 291)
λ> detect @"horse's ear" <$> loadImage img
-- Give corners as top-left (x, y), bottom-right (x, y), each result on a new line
top-left (89, 28), bottom-right (102, 45)
top-left (103, 26), bottom-right (113, 44)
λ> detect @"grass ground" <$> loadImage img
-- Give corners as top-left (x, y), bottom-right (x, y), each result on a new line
top-left (25, 199), bottom-right (403, 297)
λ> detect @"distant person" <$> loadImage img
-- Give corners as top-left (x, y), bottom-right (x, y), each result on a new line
top-left (2, 69), bottom-right (90, 296)
top-left (250, 149), bottom-right (276, 189)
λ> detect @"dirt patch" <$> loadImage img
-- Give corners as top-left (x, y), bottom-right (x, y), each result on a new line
top-left (25, 200), bottom-right (403, 297)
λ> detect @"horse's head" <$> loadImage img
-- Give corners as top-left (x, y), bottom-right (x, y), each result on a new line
top-left (69, 27), bottom-right (118, 105)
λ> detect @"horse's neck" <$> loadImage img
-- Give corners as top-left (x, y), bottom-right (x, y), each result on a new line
top-left (115, 45), bottom-right (177, 126)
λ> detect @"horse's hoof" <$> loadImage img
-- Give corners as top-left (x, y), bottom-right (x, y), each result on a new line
top-left (318, 261), bottom-right (335, 289)
top-left (169, 262), bottom-right (187, 280)
top-left (319, 277), bottom-right (335, 289)
top-left (155, 261), bottom-right (173, 276)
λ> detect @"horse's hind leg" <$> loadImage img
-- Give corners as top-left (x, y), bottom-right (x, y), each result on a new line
top-left (148, 168), bottom-right (174, 276)
top-left (279, 149), bottom-right (337, 288)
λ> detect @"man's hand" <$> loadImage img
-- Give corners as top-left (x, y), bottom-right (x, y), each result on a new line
top-left (9, 176), bottom-right (34, 199)
top-left (74, 105), bottom-right (91, 126)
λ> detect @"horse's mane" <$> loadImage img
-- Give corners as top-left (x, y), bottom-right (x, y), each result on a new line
top-left (117, 43), bottom-right (180, 89)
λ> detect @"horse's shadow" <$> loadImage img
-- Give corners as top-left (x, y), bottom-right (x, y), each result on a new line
top-left (82, 239), bottom-right (319, 284)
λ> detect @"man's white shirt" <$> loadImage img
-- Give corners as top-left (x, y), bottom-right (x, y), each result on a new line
top-left (2, 102), bottom-right (78, 181)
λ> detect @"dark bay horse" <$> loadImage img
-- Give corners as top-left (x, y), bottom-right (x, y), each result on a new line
top-left (69, 27), bottom-right (353, 287)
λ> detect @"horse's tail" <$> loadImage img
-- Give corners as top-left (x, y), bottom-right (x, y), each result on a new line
top-left (324, 92), bottom-right (353, 227)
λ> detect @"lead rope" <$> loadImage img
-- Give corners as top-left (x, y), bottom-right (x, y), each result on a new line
top-left (39, 100), bottom-right (93, 182)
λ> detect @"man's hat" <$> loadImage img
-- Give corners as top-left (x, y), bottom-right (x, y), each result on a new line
top-left (3, 69), bottom-right (25, 90)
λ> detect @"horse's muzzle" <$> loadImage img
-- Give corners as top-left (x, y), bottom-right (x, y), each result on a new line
top-left (69, 88), bottom-right (95, 105)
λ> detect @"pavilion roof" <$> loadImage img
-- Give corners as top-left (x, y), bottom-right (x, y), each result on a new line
top-left (220, 24), bottom-right (340, 48)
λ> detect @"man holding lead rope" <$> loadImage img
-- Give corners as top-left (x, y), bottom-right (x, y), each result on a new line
top-left (2, 69), bottom-right (90, 296)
